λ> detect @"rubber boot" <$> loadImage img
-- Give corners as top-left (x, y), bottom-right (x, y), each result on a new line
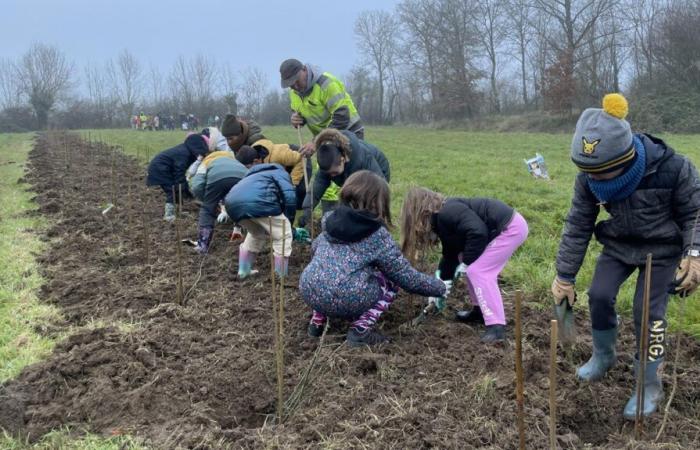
top-left (274, 256), bottom-right (288, 278)
top-left (164, 203), bottom-right (176, 222)
top-left (623, 358), bottom-right (664, 420)
top-left (194, 226), bottom-right (213, 254)
top-left (237, 248), bottom-right (258, 279)
top-left (347, 326), bottom-right (390, 347)
top-left (481, 324), bottom-right (505, 343)
top-left (576, 327), bottom-right (617, 382)
top-left (455, 306), bottom-right (484, 325)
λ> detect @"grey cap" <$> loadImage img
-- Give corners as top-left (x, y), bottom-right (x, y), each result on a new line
top-left (280, 59), bottom-right (304, 88)
top-left (571, 107), bottom-right (634, 173)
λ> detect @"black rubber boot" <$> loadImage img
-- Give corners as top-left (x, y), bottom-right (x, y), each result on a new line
top-left (347, 327), bottom-right (390, 347)
top-left (481, 324), bottom-right (505, 343)
top-left (307, 322), bottom-right (325, 338)
top-left (455, 306), bottom-right (484, 325)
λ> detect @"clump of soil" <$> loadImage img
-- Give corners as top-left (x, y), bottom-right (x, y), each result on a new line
top-left (1, 132), bottom-right (698, 449)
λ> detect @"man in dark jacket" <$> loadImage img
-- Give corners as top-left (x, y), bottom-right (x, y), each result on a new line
top-left (220, 114), bottom-right (265, 153)
top-left (551, 93), bottom-right (700, 420)
top-left (224, 163), bottom-right (296, 279)
top-left (299, 128), bottom-right (389, 228)
top-left (147, 133), bottom-right (209, 221)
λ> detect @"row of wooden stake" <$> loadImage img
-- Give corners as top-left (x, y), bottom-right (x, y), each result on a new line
top-left (514, 253), bottom-right (673, 450)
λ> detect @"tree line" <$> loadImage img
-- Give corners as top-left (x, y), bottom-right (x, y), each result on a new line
top-left (1, 0), bottom-right (699, 132)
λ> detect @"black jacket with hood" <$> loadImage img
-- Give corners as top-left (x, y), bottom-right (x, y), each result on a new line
top-left (556, 133), bottom-right (700, 279)
top-left (146, 134), bottom-right (209, 187)
top-left (432, 197), bottom-right (514, 280)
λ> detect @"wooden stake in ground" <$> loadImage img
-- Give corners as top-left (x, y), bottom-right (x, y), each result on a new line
top-left (173, 187), bottom-right (184, 306)
top-left (142, 205), bottom-right (150, 266)
top-left (267, 217), bottom-right (279, 417)
top-left (549, 319), bottom-right (558, 450)
top-left (110, 145), bottom-right (116, 206)
top-left (127, 181), bottom-right (132, 229)
top-left (277, 219), bottom-right (286, 420)
top-left (636, 253), bottom-right (653, 438)
top-left (515, 291), bottom-right (525, 450)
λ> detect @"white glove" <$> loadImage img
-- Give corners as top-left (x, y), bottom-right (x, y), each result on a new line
top-left (186, 156), bottom-right (203, 179)
top-left (442, 279), bottom-right (453, 297)
top-left (216, 206), bottom-right (229, 223)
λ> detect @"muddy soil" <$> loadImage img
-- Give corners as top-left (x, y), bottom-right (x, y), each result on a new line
top-left (1, 132), bottom-right (698, 449)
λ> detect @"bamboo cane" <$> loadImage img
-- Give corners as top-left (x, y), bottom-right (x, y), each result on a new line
top-left (142, 204), bottom-right (150, 265)
top-left (515, 291), bottom-right (525, 450)
top-left (655, 210), bottom-right (700, 441)
top-left (268, 217), bottom-right (279, 417)
top-left (549, 319), bottom-right (558, 450)
top-left (173, 187), bottom-right (184, 306)
top-left (277, 219), bottom-right (286, 420)
top-left (636, 253), bottom-right (653, 437)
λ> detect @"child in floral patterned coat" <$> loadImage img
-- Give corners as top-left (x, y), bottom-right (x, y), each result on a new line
top-left (299, 170), bottom-right (447, 346)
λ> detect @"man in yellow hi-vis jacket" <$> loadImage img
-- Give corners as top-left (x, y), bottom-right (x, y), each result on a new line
top-left (280, 58), bottom-right (365, 224)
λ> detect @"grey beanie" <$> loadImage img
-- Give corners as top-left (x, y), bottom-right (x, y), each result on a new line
top-left (571, 93), bottom-right (635, 173)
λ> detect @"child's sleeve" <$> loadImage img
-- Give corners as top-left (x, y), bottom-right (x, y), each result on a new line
top-left (672, 157), bottom-right (700, 250)
top-left (372, 228), bottom-right (446, 297)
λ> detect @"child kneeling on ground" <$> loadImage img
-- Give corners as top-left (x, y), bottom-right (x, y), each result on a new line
top-left (224, 163), bottom-right (296, 278)
top-left (299, 171), bottom-right (447, 347)
top-left (146, 133), bottom-right (210, 222)
top-left (400, 187), bottom-right (528, 343)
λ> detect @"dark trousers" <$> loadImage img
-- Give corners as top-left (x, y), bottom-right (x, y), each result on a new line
top-left (588, 252), bottom-right (678, 361)
top-left (161, 183), bottom-right (191, 204)
top-left (198, 177), bottom-right (240, 228)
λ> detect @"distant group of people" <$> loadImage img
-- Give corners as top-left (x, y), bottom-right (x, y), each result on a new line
top-left (143, 58), bottom-right (700, 421)
top-left (130, 113), bottom-right (216, 131)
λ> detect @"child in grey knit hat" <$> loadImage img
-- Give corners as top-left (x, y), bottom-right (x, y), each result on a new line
top-left (551, 93), bottom-right (700, 420)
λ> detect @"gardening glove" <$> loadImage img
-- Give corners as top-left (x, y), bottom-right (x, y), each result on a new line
top-left (230, 226), bottom-right (243, 242)
top-left (298, 207), bottom-right (312, 229)
top-left (435, 271), bottom-right (453, 297)
top-left (551, 276), bottom-right (576, 307)
top-left (427, 296), bottom-right (446, 313)
top-left (216, 205), bottom-right (229, 224)
top-left (673, 256), bottom-right (700, 296)
top-left (293, 227), bottom-right (311, 243)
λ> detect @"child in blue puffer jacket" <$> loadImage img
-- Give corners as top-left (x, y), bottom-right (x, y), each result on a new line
top-left (299, 170), bottom-right (447, 346)
top-left (224, 163), bottom-right (296, 278)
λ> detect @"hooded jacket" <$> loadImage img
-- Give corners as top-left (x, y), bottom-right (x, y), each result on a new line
top-left (190, 151), bottom-right (248, 200)
top-left (303, 129), bottom-right (390, 210)
top-left (432, 198), bottom-right (515, 279)
top-left (556, 133), bottom-right (700, 279)
top-left (299, 205), bottom-right (445, 318)
top-left (289, 65), bottom-right (362, 136)
top-left (146, 134), bottom-right (209, 186)
top-left (252, 139), bottom-right (305, 186)
top-left (223, 163), bottom-right (296, 223)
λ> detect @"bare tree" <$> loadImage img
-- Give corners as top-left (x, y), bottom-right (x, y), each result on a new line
top-left (107, 49), bottom-right (142, 122)
top-left (14, 43), bottom-right (73, 129)
top-left (148, 63), bottom-right (164, 106)
top-left (534, 0), bottom-right (616, 111)
top-left (355, 10), bottom-right (399, 123)
top-left (238, 67), bottom-right (268, 120)
top-left (0, 57), bottom-right (22, 110)
top-left (220, 63), bottom-right (239, 115)
top-left (475, 0), bottom-right (507, 113)
top-left (506, 0), bottom-right (534, 106)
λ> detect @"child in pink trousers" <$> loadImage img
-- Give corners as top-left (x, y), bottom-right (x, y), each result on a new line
top-left (401, 187), bottom-right (528, 343)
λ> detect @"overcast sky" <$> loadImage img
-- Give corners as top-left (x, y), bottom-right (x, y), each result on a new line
top-left (1, 0), bottom-right (398, 91)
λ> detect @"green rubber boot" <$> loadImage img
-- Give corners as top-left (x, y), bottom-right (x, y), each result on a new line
top-left (623, 358), bottom-right (664, 420)
top-left (576, 327), bottom-right (617, 382)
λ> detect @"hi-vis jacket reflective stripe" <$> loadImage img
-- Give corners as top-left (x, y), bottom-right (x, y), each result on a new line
top-left (290, 72), bottom-right (360, 136)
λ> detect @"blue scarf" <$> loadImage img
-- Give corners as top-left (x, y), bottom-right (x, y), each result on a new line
top-left (587, 136), bottom-right (646, 203)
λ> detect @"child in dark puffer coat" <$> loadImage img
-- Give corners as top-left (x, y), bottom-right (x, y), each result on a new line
top-left (146, 133), bottom-right (210, 221)
top-left (299, 171), bottom-right (447, 347)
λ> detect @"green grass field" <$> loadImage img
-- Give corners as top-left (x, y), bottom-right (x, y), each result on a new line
top-left (81, 127), bottom-right (700, 337)
top-left (1, 126), bottom-right (699, 447)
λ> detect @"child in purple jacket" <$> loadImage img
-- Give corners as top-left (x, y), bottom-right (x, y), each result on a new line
top-left (299, 170), bottom-right (447, 347)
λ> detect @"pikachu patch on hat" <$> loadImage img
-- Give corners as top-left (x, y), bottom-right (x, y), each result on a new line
top-left (582, 137), bottom-right (601, 155)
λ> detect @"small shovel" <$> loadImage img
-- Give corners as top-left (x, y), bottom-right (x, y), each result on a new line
top-left (554, 293), bottom-right (577, 344)
top-left (411, 297), bottom-right (445, 327)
